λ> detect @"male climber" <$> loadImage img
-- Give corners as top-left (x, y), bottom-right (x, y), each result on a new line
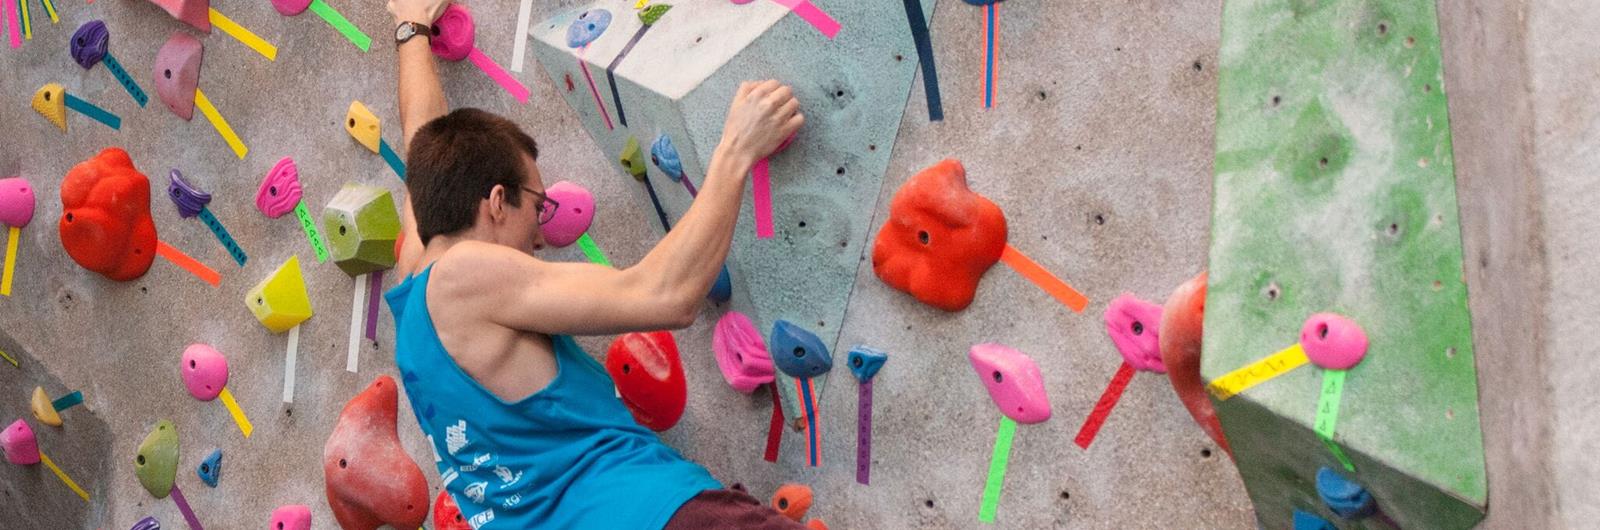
top-left (383, 0), bottom-right (807, 528)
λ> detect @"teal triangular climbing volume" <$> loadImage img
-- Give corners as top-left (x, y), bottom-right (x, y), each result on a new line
top-left (1203, 0), bottom-right (1487, 528)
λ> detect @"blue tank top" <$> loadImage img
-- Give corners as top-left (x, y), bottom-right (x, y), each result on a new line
top-left (386, 266), bottom-right (720, 529)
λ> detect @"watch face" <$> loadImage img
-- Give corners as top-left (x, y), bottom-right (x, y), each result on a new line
top-left (396, 23), bottom-right (416, 42)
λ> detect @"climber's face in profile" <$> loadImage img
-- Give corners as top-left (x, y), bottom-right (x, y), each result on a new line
top-left (496, 153), bottom-right (551, 256)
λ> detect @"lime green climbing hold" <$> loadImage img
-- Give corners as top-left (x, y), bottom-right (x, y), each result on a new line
top-left (639, 4), bottom-right (671, 25)
top-left (135, 420), bottom-right (179, 499)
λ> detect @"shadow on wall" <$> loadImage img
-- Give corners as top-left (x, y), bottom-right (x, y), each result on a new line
top-left (0, 328), bottom-right (111, 528)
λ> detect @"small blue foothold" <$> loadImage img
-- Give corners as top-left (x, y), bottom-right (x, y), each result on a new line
top-left (196, 448), bottom-right (222, 488)
top-left (130, 516), bottom-right (161, 530)
top-left (707, 264), bottom-right (732, 303)
top-left (566, 9), bottom-right (613, 48)
top-left (770, 320), bottom-right (832, 378)
top-left (1316, 467), bottom-right (1377, 520)
top-left (847, 346), bottom-right (888, 382)
top-left (1292, 510), bottom-right (1336, 530)
top-left (651, 135), bottom-right (685, 182)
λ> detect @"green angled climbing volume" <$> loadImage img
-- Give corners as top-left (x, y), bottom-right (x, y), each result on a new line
top-left (1204, 0), bottom-right (1486, 528)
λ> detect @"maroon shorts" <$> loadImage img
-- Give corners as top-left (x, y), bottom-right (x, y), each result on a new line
top-left (664, 488), bottom-right (809, 529)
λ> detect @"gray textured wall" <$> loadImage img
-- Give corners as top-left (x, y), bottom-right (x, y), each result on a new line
top-left (0, 0), bottom-right (1587, 528)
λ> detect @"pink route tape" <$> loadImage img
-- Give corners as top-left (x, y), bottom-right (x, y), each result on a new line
top-left (5, 0), bottom-right (19, 49)
top-left (771, 0), bottom-right (839, 38)
top-left (468, 48), bottom-right (530, 104)
top-left (752, 159), bottom-right (775, 238)
top-left (578, 47), bottom-right (614, 130)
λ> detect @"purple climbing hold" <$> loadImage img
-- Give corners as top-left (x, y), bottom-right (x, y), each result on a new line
top-left (71, 21), bottom-right (110, 69)
top-left (167, 169), bottom-right (211, 219)
top-left (565, 9), bottom-right (612, 48)
top-left (130, 516), bottom-right (161, 530)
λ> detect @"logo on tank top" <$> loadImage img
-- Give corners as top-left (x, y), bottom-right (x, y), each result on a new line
top-left (469, 508), bottom-right (495, 529)
top-left (446, 419), bottom-right (470, 455)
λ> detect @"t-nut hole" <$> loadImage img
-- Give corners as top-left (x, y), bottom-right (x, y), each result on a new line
top-left (992, 370), bottom-right (1003, 383)
top-left (792, 347), bottom-right (805, 358)
top-left (778, 498), bottom-right (789, 510)
top-left (339, 225), bottom-right (347, 236)
top-left (918, 231), bottom-right (930, 245)
top-left (622, 364), bottom-right (631, 374)
top-left (1132, 321), bottom-right (1144, 335)
top-left (189, 359), bottom-right (197, 369)
top-left (137, 454), bottom-right (145, 465)
top-left (201, 464), bottom-right (209, 473)
top-left (269, 186), bottom-right (278, 196)
top-left (348, 118), bottom-right (355, 128)
top-left (338, 458), bottom-right (348, 469)
top-left (1317, 322), bottom-right (1329, 340)
top-left (164, 69), bottom-right (172, 79)
top-left (852, 357), bottom-right (863, 368)
top-left (43, 92), bottom-right (50, 101)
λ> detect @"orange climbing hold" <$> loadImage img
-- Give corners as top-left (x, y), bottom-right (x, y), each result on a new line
top-left (433, 490), bottom-right (470, 530)
top-left (770, 483), bottom-right (814, 522)
top-left (872, 159), bottom-right (1008, 312)
top-left (807, 519), bottom-right (829, 530)
top-left (59, 148), bottom-right (157, 281)
top-left (1159, 272), bottom-right (1231, 457)
top-left (322, 376), bottom-right (429, 530)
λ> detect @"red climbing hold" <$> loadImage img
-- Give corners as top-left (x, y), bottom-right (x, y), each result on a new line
top-left (322, 376), bottom-right (429, 530)
top-left (605, 331), bottom-right (687, 432)
top-left (433, 490), bottom-right (471, 530)
top-left (1159, 272), bottom-right (1231, 457)
top-left (872, 159), bottom-right (1007, 312)
top-left (59, 148), bottom-right (157, 281)
top-left (770, 483), bottom-right (814, 522)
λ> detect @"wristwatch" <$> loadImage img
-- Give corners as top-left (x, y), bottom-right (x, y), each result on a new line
top-left (395, 21), bottom-right (431, 45)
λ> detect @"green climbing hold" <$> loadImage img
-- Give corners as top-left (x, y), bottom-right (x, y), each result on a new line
top-left (135, 420), bottom-right (179, 499)
top-left (322, 183), bottom-right (401, 277)
top-left (639, 4), bottom-right (672, 26)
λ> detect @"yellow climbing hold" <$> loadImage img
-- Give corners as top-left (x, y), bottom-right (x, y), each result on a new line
top-left (246, 256), bottom-right (314, 333)
top-left (31, 387), bottom-right (61, 427)
top-left (31, 84), bottom-right (67, 132)
top-left (345, 101), bottom-right (382, 154)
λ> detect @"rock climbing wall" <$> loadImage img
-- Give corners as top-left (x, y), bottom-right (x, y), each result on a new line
top-left (1205, 0), bottom-right (1487, 528)
top-left (0, 0), bottom-right (1583, 528)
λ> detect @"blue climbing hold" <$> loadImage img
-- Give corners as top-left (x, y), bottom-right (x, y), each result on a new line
top-left (707, 264), bottom-right (732, 303)
top-left (196, 448), bottom-right (223, 487)
top-left (770, 320), bottom-right (832, 378)
top-left (566, 9), bottom-right (613, 48)
top-left (1292, 510), bottom-right (1336, 530)
top-left (1316, 467), bottom-right (1377, 520)
top-left (651, 134), bottom-right (685, 181)
top-left (130, 516), bottom-right (161, 530)
top-left (847, 346), bottom-right (888, 382)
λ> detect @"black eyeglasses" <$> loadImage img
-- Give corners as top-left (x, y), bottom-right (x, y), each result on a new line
top-left (521, 186), bottom-right (560, 225)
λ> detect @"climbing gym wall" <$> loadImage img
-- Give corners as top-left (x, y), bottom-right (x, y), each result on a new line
top-left (0, 0), bottom-right (1576, 528)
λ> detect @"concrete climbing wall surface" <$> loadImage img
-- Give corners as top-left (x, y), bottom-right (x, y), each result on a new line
top-left (8, 0), bottom-right (1584, 527)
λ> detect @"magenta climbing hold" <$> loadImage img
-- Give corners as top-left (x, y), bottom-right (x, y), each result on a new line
top-left (429, 4), bottom-right (474, 62)
top-left (269, 0), bottom-right (312, 16)
top-left (269, 504), bottom-right (312, 530)
top-left (540, 181), bottom-right (595, 248)
top-left (969, 343), bottom-right (1051, 424)
top-left (70, 21), bottom-right (110, 69)
top-left (712, 311), bottom-right (776, 394)
top-left (180, 343), bottom-right (228, 401)
top-left (1300, 313), bottom-right (1368, 370)
top-left (1104, 294), bottom-right (1165, 373)
top-left (255, 157), bottom-right (303, 219)
top-left (0, 177), bottom-right (36, 228)
top-left (152, 32), bottom-right (203, 121)
top-left (1, 419), bottom-right (39, 465)
top-left (142, 0), bottom-right (211, 32)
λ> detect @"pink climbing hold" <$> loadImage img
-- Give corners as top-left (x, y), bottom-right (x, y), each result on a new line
top-left (1300, 313), bottom-right (1369, 370)
top-left (968, 343), bottom-right (1051, 424)
top-left (712, 311), bottom-right (776, 394)
top-left (180, 344), bottom-right (228, 401)
top-left (540, 181), bottom-right (595, 248)
top-left (0, 177), bottom-right (36, 228)
top-left (323, 376), bottom-right (429, 530)
top-left (152, 32), bottom-right (204, 121)
top-left (1, 419), bottom-right (40, 465)
top-left (269, 0), bottom-right (312, 16)
top-left (429, 4), bottom-right (475, 62)
top-left (142, 0), bottom-right (211, 32)
top-left (269, 504), bottom-right (312, 530)
top-left (1104, 293), bottom-right (1165, 373)
top-left (255, 157), bottom-right (303, 219)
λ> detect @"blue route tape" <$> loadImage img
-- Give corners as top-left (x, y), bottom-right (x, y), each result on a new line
top-left (102, 53), bottom-right (148, 108)
top-left (639, 171), bottom-right (672, 233)
top-left (379, 140), bottom-right (407, 181)
top-left (984, 4), bottom-right (995, 108)
top-left (802, 377), bottom-right (819, 466)
top-left (64, 93), bottom-right (119, 130)
top-left (605, 25), bottom-right (652, 128)
top-left (198, 208), bottom-right (249, 267)
top-left (50, 391), bottom-right (83, 411)
top-left (901, 0), bottom-right (943, 121)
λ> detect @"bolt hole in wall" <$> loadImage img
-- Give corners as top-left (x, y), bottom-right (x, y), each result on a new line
top-left (1201, 448), bottom-right (1213, 458)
